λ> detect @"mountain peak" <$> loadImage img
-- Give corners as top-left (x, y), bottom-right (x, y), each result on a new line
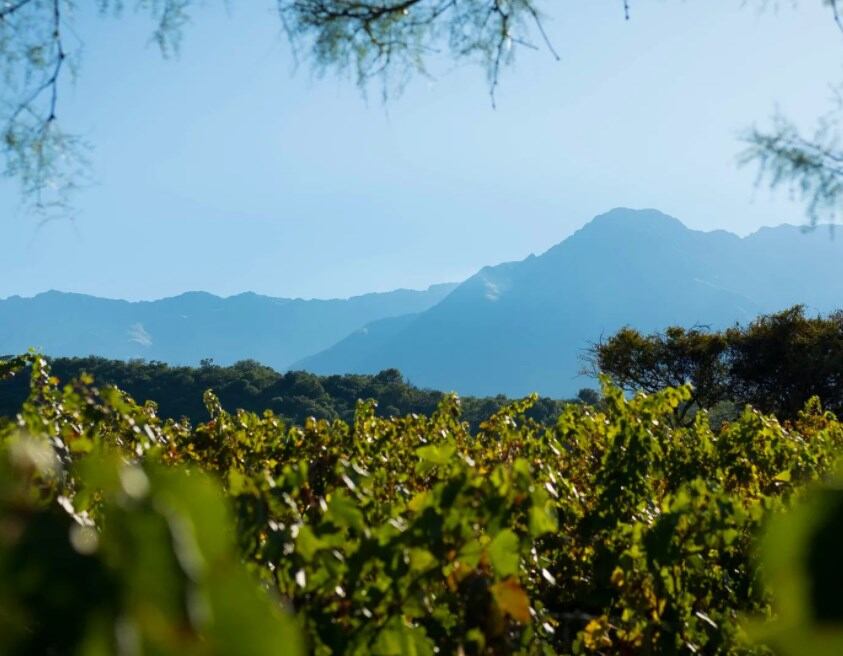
top-left (299, 207), bottom-right (843, 397)
top-left (537, 208), bottom-right (692, 262)
top-left (583, 207), bottom-right (687, 232)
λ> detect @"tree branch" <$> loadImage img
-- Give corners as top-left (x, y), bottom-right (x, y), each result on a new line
top-left (0, 0), bottom-right (34, 22)
top-left (742, 114), bottom-right (843, 224)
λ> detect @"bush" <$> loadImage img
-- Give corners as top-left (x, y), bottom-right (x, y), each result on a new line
top-left (2, 353), bottom-right (843, 654)
top-left (593, 305), bottom-right (843, 422)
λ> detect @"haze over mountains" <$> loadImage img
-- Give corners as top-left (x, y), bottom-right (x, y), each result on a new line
top-left (4, 208), bottom-right (843, 397)
top-left (0, 284), bottom-right (457, 372)
top-left (296, 208), bottom-right (843, 396)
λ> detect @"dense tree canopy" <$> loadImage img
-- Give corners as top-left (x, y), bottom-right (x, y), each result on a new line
top-left (0, 354), bottom-right (583, 427)
top-left (592, 305), bottom-right (843, 422)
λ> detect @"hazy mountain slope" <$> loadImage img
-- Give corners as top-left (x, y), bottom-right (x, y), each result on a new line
top-left (293, 313), bottom-right (421, 375)
top-left (733, 224), bottom-right (843, 311)
top-left (0, 284), bottom-right (457, 370)
top-left (297, 208), bottom-right (843, 397)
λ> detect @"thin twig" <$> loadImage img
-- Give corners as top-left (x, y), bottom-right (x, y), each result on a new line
top-left (525, 4), bottom-right (560, 61)
top-left (831, 0), bottom-right (843, 34)
top-left (0, 0), bottom-right (34, 21)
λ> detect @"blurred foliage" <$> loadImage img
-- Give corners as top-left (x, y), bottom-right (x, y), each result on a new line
top-left (0, 0), bottom-right (554, 215)
top-left (752, 467), bottom-right (843, 656)
top-left (0, 0), bottom-right (191, 216)
top-left (742, 104), bottom-right (843, 227)
top-left (3, 351), bottom-right (843, 653)
top-left (3, 2), bottom-right (843, 221)
top-left (0, 355), bottom-right (584, 429)
top-left (0, 359), bottom-right (303, 654)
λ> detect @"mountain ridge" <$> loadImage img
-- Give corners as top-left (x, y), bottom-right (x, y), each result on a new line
top-left (2, 282), bottom-right (458, 305)
top-left (296, 209), bottom-right (843, 396)
top-left (0, 283), bottom-right (459, 371)
top-left (4, 208), bottom-right (840, 398)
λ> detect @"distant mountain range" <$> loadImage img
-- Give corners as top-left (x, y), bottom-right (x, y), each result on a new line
top-left (0, 284), bottom-right (457, 371)
top-left (4, 208), bottom-right (843, 397)
top-left (295, 208), bottom-right (843, 396)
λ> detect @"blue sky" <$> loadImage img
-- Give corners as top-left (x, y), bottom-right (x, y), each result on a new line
top-left (1, 1), bottom-right (840, 300)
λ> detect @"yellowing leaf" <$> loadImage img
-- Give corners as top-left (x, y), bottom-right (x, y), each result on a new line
top-left (407, 491), bottom-right (429, 513)
top-left (491, 578), bottom-right (531, 624)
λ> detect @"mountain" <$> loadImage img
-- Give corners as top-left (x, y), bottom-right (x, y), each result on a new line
top-left (0, 284), bottom-right (457, 371)
top-left (296, 208), bottom-right (843, 397)
top-left (7, 208), bottom-right (842, 398)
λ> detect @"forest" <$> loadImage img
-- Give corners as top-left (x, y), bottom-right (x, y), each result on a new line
top-left (0, 357), bottom-right (581, 428)
top-left (3, 306), bottom-right (843, 654)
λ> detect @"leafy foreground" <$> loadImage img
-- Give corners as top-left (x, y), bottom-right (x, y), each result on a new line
top-left (2, 355), bottom-right (843, 654)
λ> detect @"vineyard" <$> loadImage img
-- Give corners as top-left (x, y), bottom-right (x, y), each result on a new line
top-left (2, 352), bottom-right (843, 654)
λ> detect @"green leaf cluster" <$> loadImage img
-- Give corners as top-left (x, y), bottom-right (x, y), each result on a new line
top-left (2, 352), bottom-right (843, 654)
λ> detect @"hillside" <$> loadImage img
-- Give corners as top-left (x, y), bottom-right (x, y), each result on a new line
top-left (297, 208), bottom-right (843, 396)
top-left (0, 284), bottom-right (456, 371)
top-left (0, 356), bottom-right (576, 428)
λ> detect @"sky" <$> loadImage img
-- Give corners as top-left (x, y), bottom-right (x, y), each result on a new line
top-left (1, 1), bottom-right (841, 301)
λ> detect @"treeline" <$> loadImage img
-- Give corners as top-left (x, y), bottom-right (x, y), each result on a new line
top-left (593, 305), bottom-right (843, 423)
top-left (0, 356), bottom-right (588, 427)
top-left (5, 304), bottom-right (842, 432)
